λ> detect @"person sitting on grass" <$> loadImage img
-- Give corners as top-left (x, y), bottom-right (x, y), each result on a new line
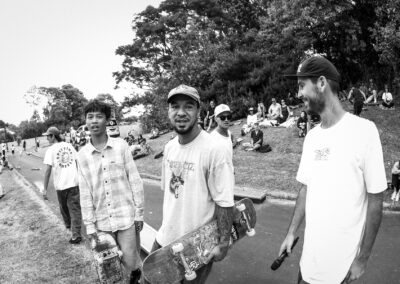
top-left (297, 111), bottom-right (308, 137)
top-left (277, 99), bottom-right (291, 124)
top-left (243, 122), bottom-right (263, 151)
top-left (131, 138), bottom-right (152, 160)
top-left (391, 160), bottom-right (400, 202)
top-left (381, 85), bottom-right (394, 109)
top-left (149, 126), bottom-right (160, 139)
top-left (241, 107), bottom-right (259, 135)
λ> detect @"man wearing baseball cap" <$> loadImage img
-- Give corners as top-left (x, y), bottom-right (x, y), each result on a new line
top-left (210, 104), bottom-right (236, 160)
top-left (42, 126), bottom-right (82, 244)
top-left (279, 56), bottom-right (386, 284)
top-left (147, 85), bottom-right (235, 284)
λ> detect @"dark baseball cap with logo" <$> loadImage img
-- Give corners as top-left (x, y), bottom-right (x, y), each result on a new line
top-left (285, 56), bottom-right (340, 82)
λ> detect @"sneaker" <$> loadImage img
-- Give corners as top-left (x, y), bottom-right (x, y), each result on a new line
top-left (391, 191), bottom-right (396, 201)
top-left (395, 192), bottom-right (400, 202)
top-left (69, 236), bottom-right (82, 244)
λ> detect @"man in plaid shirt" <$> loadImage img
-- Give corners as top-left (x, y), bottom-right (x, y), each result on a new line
top-left (77, 100), bottom-right (144, 284)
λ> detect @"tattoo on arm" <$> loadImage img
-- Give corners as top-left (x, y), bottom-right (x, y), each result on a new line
top-left (215, 205), bottom-right (234, 243)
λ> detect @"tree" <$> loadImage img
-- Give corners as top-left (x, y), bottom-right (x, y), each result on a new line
top-left (96, 93), bottom-right (123, 121)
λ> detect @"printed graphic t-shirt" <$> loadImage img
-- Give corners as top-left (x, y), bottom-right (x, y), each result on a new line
top-left (156, 131), bottom-right (235, 246)
top-left (44, 142), bottom-right (78, 191)
top-left (296, 112), bottom-right (387, 284)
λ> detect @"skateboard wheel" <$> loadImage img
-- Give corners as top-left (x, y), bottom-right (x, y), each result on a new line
top-left (185, 270), bottom-right (197, 281)
top-left (117, 251), bottom-right (123, 258)
top-left (246, 228), bottom-right (256, 237)
top-left (237, 203), bottom-right (246, 212)
top-left (98, 258), bottom-right (104, 264)
top-left (171, 243), bottom-right (184, 254)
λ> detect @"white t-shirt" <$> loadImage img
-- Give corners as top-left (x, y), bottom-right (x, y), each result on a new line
top-left (297, 113), bottom-right (387, 284)
top-left (43, 142), bottom-right (79, 191)
top-left (156, 131), bottom-right (235, 246)
top-left (210, 129), bottom-right (233, 160)
top-left (382, 91), bottom-right (393, 102)
top-left (246, 113), bottom-right (258, 126)
top-left (268, 103), bottom-right (282, 117)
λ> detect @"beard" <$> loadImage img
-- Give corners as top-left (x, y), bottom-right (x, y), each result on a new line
top-left (305, 86), bottom-right (325, 114)
top-left (173, 119), bottom-right (198, 135)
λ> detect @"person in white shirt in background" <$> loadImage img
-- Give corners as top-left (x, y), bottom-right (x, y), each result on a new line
top-left (381, 84), bottom-right (394, 109)
top-left (211, 104), bottom-right (236, 160)
top-left (241, 107), bottom-right (259, 135)
top-left (42, 126), bottom-right (82, 244)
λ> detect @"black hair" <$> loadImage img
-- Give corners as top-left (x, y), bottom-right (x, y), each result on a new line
top-left (84, 99), bottom-right (111, 119)
top-left (54, 134), bottom-right (62, 142)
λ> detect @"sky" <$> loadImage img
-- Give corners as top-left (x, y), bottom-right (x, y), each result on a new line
top-left (0, 0), bottom-right (162, 125)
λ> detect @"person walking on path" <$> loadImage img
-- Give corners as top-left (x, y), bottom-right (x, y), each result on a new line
top-left (21, 140), bottom-right (26, 155)
top-left (147, 85), bottom-right (235, 284)
top-left (391, 160), bottom-right (400, 202)
top-left (347, 83), bottom-right (367, 116)
top-left (211, 104), bottom-right (236, 160)
top-left (281, 56), bottom-right (386, 284)
top-left (42, 126), bottom-right (82, 244)
top-left (77, 100), bottom-right (144, 284)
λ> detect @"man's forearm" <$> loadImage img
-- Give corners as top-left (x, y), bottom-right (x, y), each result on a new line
top-left (215, 205), bottom-right (234, 243)
top-left (356, 192), bottom-right (383, 262)
top-left (43, 169), bottom-right (51, 191)
top-left (287, 186), bottom-right (307, 236)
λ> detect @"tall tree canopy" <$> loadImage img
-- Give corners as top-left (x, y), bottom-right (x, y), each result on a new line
top-left (115, 0), bottom-right (399, 128)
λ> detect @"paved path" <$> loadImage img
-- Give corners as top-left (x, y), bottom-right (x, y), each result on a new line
top-left (7, 150), bottom-right (400, 283)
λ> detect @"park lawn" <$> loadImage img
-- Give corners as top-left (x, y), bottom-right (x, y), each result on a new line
top-left (134, 101), bottom-right (399, 201)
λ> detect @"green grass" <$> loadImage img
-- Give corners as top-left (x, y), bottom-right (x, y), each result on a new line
top-left (0, 171), bottom-right (98, 284)
top-left (134, 101), bottom-right (399, 202)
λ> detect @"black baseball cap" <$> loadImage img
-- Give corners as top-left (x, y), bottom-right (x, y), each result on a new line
top-left (285, 56), bottom-right (340, 82)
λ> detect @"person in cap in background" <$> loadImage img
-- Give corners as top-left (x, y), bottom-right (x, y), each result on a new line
top-left (42, 126), bottom-right (82, 244)
top-left (241, 107), bottom-right (259, 135)
top-left (211, 104), bottom-right (236, 160)
top-left (279, 55), bottom-right (386, 284)
top-left (147, 85), bottom-right (235, 284)
top-left (77, 100), bottom-right (144, 283)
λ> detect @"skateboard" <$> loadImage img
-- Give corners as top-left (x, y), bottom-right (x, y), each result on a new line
top-left (143, 198), bottom-right (256, 284)
top-left (91, 232), bottom-right (124, 284)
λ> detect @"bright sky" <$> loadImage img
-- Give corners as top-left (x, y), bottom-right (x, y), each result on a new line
top-left (0, 0), bottom-right (162, 125)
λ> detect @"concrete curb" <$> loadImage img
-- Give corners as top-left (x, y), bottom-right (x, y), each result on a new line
top-left (139, 172), bottom-right (400, 212)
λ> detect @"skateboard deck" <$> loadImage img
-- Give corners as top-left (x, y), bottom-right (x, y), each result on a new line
top-left (92, 232), bottom-right (124, 284)
top-left (143, 198), bottom-right (256, 284)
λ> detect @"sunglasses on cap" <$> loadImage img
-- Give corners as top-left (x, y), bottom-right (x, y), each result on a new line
top-left (219, 115), bottom-right (232, 121)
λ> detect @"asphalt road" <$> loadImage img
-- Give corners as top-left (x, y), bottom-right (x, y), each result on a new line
top-left (7, 152), bottom-right (400, 284)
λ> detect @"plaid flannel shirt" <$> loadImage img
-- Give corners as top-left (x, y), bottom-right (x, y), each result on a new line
top-left (77, 137), bottom-right (144, 235)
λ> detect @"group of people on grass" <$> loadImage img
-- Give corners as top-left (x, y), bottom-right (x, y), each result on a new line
top-left (347, 79), bottom-right (395, 116)
top-left (13, 55), bottom-right (393, 284)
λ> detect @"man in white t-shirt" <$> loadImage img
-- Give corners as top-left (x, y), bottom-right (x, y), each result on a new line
top-left (381, 85), bottom-right (394, 109)
top-left (280, 56), bottom-right (386, 284)
top-left (149, 85), bottom-right (235, 284)
top-left (268, 98), bottom-right (282, 120)
top-left (43, 126), bottom-right (82, 244)
top-left (211, 104), bottom-right (235, 160)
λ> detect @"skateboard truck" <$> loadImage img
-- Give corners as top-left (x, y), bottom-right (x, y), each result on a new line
top-left (236, 203), bottom-right (256, 236)
top-left (171, 243), bottom-right (197, 281)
